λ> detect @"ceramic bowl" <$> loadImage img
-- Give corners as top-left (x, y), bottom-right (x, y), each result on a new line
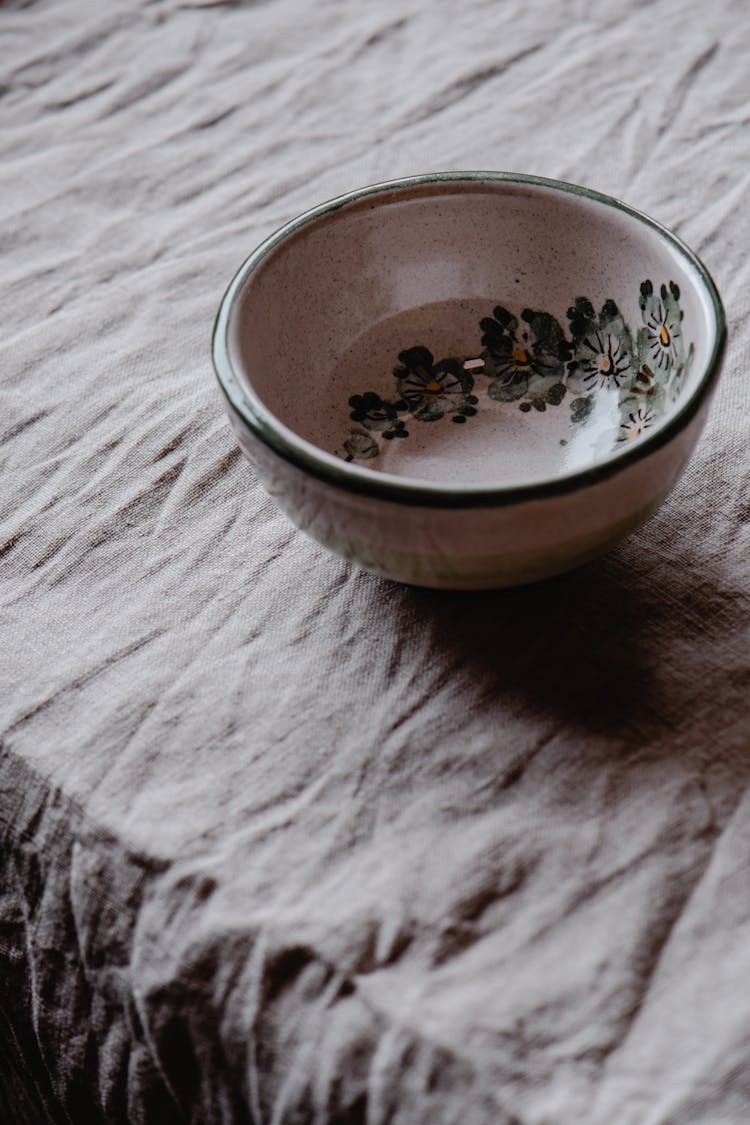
top-left (212, 172), bottom-right (725, 589)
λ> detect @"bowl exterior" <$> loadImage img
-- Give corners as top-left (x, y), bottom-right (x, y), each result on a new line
top-left (223, 395), bottom-right (713, 589)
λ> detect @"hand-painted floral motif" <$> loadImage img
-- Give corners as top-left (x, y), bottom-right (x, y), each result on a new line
top-left (480, 306), bottom-right (570, 403)
top-left (618, 406), bottom-right (655, 442)
top-left (567, 298), bottom-right (634, 391)
top-left (638, 280), bottom-right (683, 372)
top-left (394, 347), bottom-right (478, 423)
top-left (337, 280), bottom-right (693, 463)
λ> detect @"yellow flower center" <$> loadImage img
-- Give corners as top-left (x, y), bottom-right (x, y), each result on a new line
top-left (512, 348), bottom-right (529, 366)
top-left (424, 379), bottom-right (442, 393)
top-left (659, 325), bottom-right (670, 347)
top-left (600, 357), bottom-right (610, 372)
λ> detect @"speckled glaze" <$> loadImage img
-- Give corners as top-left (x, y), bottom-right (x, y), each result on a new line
top-left (212, 172), bottom-right (725, 589)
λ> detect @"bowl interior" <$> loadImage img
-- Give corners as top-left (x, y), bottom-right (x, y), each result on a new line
top-left (229, 178), bottom-right (718, 486)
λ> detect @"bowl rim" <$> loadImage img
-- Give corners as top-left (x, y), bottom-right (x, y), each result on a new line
top-left (212, 170), bottom-right (726, 510)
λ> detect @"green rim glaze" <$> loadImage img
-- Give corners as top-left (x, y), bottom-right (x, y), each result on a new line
top-left (211, 171), bottom-right (726, 510)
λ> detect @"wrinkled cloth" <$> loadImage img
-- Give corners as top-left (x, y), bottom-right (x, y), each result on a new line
top-left (1, 0), bottom-right (750, 1122)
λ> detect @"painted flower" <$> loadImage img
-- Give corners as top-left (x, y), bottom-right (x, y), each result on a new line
top-left (394, 346), bottom-right (478, 423)
top-left (348, 391), bottom-right (408, 439)
top-left (579, 333), bottom-right (630, 387)
top-left (480, 306), bottom-right (570, 400)
top-left (567, 298), bottom-right (633, 391)
top-left (618, 406), bottom-right (655, 443)
top-left (637, 280), bottom-right (683, 372)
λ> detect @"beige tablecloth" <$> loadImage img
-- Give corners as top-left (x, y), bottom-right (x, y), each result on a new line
top-left (2, 0), bottom-right (749, 1122)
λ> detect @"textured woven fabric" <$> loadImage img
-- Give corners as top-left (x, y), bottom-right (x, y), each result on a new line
top-left (1, 0), bottom-right (749, 1122)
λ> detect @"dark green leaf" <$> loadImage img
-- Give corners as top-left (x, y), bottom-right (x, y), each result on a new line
top-left (487, 374), bottom-right (529, 402)
top-left (546, 382), bottom-right (567, 405)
